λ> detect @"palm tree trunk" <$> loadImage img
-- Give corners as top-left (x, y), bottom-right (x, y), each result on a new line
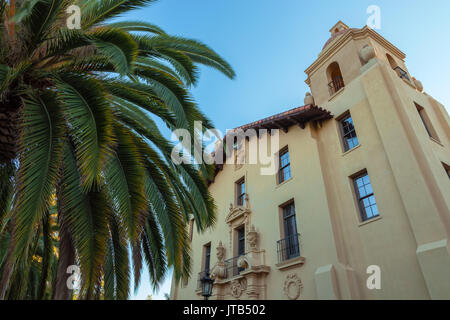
top-left (0, 99), bottom-right (20, 164)
top-left (8, 0), bottom-right (15, 36)
top-left (0, 221), bottom-right (15, 300)
top-left (52, 197), bottom-right (75, 300)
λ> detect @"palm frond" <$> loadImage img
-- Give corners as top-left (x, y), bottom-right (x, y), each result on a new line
top-left (104, 213), bottom-right (130, 300)
top-left (56, 73), bottom-right (115, 191)
top-left (58, 144), bottom-right (109, 299)
top-left (89, 27), bottom-right (138, 75)
top-left (12, 93), bottom-right (64, 259)
top-left (136, 34), bottom-right (235, 79)
top-left (104, 124), bottom-right (147, 241)
top-left (107, 21), bottom-right (166, 35)
top-left (81, 0), bottom-right (157, 29)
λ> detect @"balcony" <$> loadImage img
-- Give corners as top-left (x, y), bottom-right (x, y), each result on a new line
top-left (328, 76), bottom-right (345, 95)
top-left (393, 66), bottom-right (411, 81)
top-left (224, 255), bottom-right (245, 278)
top-left (277, 233), bottom-right (301, 264)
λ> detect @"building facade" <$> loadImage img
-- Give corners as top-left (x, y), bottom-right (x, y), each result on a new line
top-left (171, 22), bottom-right (450, 300)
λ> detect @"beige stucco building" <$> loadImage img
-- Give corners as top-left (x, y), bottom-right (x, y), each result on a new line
top-left (171, 22), bottom-right (450, 300)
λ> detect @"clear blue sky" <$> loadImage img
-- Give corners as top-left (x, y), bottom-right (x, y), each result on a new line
top-left (125, 0), bottom-right (450, 299)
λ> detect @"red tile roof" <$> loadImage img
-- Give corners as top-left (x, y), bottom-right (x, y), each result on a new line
top-left (207, 104), bottom-right (333, 185)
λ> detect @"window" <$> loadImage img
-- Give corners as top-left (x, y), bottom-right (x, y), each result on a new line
top-left (277, 202), bottom-right (300, 262)
top-left (236, 177), bottom-right (245, 206)
top-left (326, 62), bottom-right (345, 95)
top-left (278, 148), bottom-right (291, 183)
top-left (236, 226), bottom-right (246, 273)
top-left (203, 243), bottom-right (211, 272)
top-left (415, 103), bottom-right (439, 142)
top-left (339, 113), bottom-right (359, 152)
top-left (353, 172), bottom-right (379, 222)
top-left (387, 53), bottom-right (410, 81)
top-left (237, 226), bottom-right (245, 256)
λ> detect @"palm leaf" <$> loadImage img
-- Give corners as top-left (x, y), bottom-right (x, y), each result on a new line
top-left (108, 21), bottom-right (166, 35)
top-left (104, 124), bottom-right (147, 241)
top-left (12, 93), bottom-right (64, 259)
top-left (56, 73), bottom-right (115, 191)
top-left (89, 27), bottom-right (138, 75)
top-left (57, 144), bottom-right (109, 299)
top-left (81, 0), bottom-right (157, 29)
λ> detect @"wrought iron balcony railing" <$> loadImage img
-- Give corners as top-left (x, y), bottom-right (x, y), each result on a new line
top-left (328, 76), bottom-right (345, 95)
top-left (224, 255), bottom-right (245, 278)
top-left (277, 233), bottom-right (300, 263)
top-left (393, 66), bottom-right (411, 81)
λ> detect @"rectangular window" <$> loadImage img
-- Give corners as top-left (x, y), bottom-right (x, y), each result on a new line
top-left (236, 226), bottom-right (246, 272)
top-left (203, 243), bottom-right (211, 272)
top-left (236, 177), bottom-right (245, 206)
top-left (339, 113), bottom-right (359, 152)
top-left (280, 202), bottom-right (300, 261)
top-left (278, 148), bottom-right (291, 183)
top-left (237, 226), bottom-right (245, 256)
top-left (353, 172), bottom-right (379, 222)
top-left (415, 103), bottom-right (439, 141)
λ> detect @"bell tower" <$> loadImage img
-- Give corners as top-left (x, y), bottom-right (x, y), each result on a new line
top-left (303, 22), bottom-right (450, 300)
top-left (304, 22), bottom-right (421, 108)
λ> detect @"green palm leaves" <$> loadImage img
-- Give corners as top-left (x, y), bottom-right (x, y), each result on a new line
top-left (0, 0), bottom-right (234, 300)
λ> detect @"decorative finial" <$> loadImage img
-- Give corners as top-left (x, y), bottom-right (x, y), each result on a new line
top-left (304, 92), bottom-right (315, 106)
top-left (412, 77), bottom-right (424, 92)
top-left (360, 45), bottom-right (376, 64)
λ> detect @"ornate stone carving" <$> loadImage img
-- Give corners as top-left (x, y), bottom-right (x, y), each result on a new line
top-left (247, 225), bottom-right (258, 252)
top-left (230, 278), bottom-right (247, 299)
top-left (217, 241), bottom-right (225, 262)
top-left (283, 273), bottom-right (302, 300)
top-left (226, 204), bottom-right (250, 224)
top-left (360, 45), bottom-right (376, 64)
top-left (412, 77), bottom-right (424, 92)
top-left (237, 256), bottom-right (249, 270)
top-left (304, 92), bottom-right (315, 106)
top-left (211, 241), bottom-right (227, 280)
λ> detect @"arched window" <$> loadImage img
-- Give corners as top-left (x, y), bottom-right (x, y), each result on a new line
top-left (387, 53), bottom-right (410, 81)
top-left (386, 53), bottom-right (398, 70)
top-left (326, 62), bottom-right (345, 95)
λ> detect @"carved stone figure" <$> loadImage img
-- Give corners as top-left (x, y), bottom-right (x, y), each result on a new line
top-left (230, 278), bottom-right (247, 298)
top-left (247, 225), bottom-right (258, 251)
top-left (216, 241), bottom-right (225, 262)
top-left (211, 241), bottom-right (227, 280)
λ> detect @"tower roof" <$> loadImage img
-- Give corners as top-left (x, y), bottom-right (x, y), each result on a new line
top-left (322, 21), bottom-right (358, 51)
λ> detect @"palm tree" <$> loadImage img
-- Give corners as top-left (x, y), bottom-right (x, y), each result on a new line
top-left (0, 0), bottom-right (234, 300)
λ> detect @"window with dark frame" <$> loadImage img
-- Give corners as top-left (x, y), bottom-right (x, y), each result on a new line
top-left (339, 114), bottom-right (359, 152)
top-left (203, 243), bottom-right (211, 273)
top-left (236, 177), bottom-right (245, 206)
top-left (353, 172), bottom-right (379, 222)
top-left (236, 226), bottom-right (246, 272)
top-left (278, 148), bottom-right (291, 184)
top-left (276, 202), bottom-right (300, 262)
top-left (237, 226), bottom-right (245, 256)
top-left (415, 103), bottom-right (439, 141)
